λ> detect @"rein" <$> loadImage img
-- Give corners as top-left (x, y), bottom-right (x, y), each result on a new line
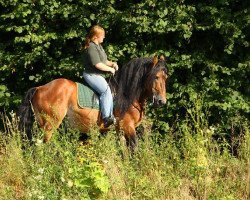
top-left (108, 74), bottom-right (119, 87)
top-left (132, 101), bottom-right (145, 121)
top-left (132, 102), bottom-right (143, 112)
top-left (107, 74), bottom-right (119, 97)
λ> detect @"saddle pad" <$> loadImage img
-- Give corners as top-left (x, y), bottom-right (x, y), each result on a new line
top-left (76, 82), bottom-right (99, 110)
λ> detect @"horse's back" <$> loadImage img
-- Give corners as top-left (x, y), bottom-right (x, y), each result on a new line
top-left (36, 78), bottom-right (75, 99)
top-left (38, 78), bottom-right (75, 91)
top-left (32, 78), bottom-right (76, 117)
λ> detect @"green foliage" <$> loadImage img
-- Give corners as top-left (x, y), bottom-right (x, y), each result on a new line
top-left (0, 112), bottom-right (249, 199)
top-left (0, 85), bottom-right (10, 107)
top-left (0, 115), bottom-right (110, 199)
top-left (0, 85), bottom-right (21, 108)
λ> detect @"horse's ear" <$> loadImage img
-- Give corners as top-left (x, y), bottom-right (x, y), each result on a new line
top-left (159, 54), bottom-right (165, 61)
top-left (152, 55), bottom-right (158, 67)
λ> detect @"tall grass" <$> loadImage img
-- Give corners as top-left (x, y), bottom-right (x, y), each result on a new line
top-left (0, 110), bottom-right (249, 200)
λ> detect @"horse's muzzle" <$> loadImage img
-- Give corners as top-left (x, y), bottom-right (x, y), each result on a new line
top-left (152, 95), bottom-right (166, 107)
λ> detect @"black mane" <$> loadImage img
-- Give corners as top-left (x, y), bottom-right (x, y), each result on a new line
top-left (112, 57), bottom-right (166, 117)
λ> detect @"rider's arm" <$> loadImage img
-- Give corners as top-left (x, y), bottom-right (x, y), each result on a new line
top-left (106, 60), bottom-right (119, 71)
top-left (95, 62), bottom-right (115, 74)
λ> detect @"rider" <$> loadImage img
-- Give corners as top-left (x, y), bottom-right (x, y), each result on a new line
top-left (82, 25), bottom-right (118, 128)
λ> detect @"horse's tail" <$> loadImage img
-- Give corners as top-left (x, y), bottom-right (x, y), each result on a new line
top-left (18, 87), bottom-right (37, 140)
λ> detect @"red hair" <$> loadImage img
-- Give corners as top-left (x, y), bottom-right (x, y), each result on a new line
top-left (84, 25), bottom-right (105, 49)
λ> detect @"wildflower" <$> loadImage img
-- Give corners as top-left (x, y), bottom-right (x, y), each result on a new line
top-left (67, 180), bottom-right (73, 188)
top-left (196, 148), bottom-right (208, 167)
top-left (205, 126), bottom-right (216, 135)
top-left (210, 126), bottom-right (215, 133)
top-left (38, 195), bottom-right (45, 200)
top-left (35, 175), bottom-right (43, 181)
top-left (68, 168), bottom-right (73, 173)
top-left (102, 159), bottom-right (109, 164)
top-left (35, 139), bottom-right (43, 146)
top-left (205, 128), bottom-right (211, 134)
top-left (10, 110), bottom-right (16, 119)
top-left (38, 168), bottom-right (44, 174)
top-left (31, 189), bottom-right (39, 195)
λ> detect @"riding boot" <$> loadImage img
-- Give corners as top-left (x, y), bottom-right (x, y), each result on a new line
top-left (103, 117), bottom-right (114, 128)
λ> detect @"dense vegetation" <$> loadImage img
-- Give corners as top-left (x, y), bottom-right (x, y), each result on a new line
top-left (0, 113), bottom-right (249, 199)
top-left (1, 0), bottom-right (249, 132)
top-left (0, 0), bottom-right (249, 199)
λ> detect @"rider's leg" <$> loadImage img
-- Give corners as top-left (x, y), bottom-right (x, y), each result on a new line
top-left (83, 73), bottom-right (113, 121)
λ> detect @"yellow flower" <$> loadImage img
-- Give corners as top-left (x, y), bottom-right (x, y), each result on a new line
top-left (38, 168), bottom-right (44, 174)
top-left (35, 139), bottom-right (43, 146)
top-left (67, 180), bottom-right (73, 188)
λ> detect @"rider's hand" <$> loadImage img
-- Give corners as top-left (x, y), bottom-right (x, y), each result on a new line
top-left (112, 62), bottom-right (119, 71)
top-left (110, 67), bottom-right (115, 74)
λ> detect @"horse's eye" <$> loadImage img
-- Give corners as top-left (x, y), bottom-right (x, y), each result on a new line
top-left (155, 76), bottom-right (159, 80)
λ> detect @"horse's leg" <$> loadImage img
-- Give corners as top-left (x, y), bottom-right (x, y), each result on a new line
top-left (116, 102), bottom-right (144, 151)
top-left (118, 115), bottom-right (140, 151)
top-left (33, 102), bottom-right (67, 143)
top-left (123, 123), bottom-right (137, 150)
top-left (32, 79), bottom-right (75, 142)
top-left (38, 117), bottom-right (53, 142)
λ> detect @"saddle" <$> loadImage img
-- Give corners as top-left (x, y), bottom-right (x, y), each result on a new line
top-left (76, 82), bottom-right (100, 109)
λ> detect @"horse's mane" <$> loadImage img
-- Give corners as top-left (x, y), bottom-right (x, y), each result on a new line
top-left (112, 57), bottom-right (166, 117)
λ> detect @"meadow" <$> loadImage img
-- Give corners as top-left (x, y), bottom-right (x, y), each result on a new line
top-left (0, 109), bottom-right (249, 200)
top-left (1, 1), bottom-right (249, 199)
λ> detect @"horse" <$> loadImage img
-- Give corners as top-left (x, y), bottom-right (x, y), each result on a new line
top-left (18, 55), bottom-right (168, 148)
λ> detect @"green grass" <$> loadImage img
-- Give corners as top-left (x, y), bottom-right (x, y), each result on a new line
top-left (0, 112), bottom-right (249, 200)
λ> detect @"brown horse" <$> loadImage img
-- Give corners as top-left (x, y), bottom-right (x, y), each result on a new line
top-left (18, 56), bottom-right (168, 148)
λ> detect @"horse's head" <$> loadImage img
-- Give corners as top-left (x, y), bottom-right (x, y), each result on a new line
top-left (146, 55), bottom-right (168, 107)
top-left (114, 56), bottom-right (168, 117)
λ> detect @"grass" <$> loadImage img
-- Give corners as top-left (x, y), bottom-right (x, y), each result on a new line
top-left (0, 111), bottom-right (249, 200)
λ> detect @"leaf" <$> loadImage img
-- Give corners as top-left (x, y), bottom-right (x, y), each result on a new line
top-left (24, 36), bottom-right (31, 43)
top-left (90, 14), bottom-right (95, 20)
top-left (29, 76), bottom-right (35, 80)
top-left (16, 27), bottom-right (23, 33)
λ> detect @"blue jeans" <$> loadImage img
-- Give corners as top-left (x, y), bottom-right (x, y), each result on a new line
top-left (83, 72), bottom-right (113, 119)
